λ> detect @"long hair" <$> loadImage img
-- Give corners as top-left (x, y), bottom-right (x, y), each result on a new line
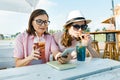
top-left (26, 9), bottom-right (49, 36)
top-left (61, 23), bottom-right (73, 47)
top-left (61, 23), bottom-right (81, 47)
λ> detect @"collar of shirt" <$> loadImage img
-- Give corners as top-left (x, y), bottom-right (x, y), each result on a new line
top-left (29, 34), bottom-right (45, 39)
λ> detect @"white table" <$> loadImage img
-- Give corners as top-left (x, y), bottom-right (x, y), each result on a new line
top-left (0, 58), bottom-right (120, 80)
top-left (77, 67), bottom-right (120, 80)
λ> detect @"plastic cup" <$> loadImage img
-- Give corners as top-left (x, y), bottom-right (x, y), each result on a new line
top-left (76, 46), bottom-right (86, 61)
top-left (34, 41), bottom-right (46, 63)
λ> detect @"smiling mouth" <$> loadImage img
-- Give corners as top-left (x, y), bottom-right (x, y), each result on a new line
top-left (39, 28), bottom-right (45, 30)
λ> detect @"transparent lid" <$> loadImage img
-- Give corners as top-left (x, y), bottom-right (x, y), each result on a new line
top-left (34, 32), bottom-right (46, 43)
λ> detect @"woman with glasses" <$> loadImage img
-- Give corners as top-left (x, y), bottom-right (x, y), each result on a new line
top-left (53, 10), bottom-right (100, 64)
top-left (14, 9), bottom-right (59, 67)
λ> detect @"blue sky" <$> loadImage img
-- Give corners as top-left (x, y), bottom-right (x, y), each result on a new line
top-left (0, 0), bottom-right (120, 34)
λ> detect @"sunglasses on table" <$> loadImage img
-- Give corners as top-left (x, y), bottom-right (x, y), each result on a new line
top-left (72, 24), bottom-right (88, 30)
top-left (34, 19), bottom-right (50, 26)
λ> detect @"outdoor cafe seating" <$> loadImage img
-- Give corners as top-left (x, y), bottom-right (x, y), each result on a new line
top-left (91, 40), bottom-right (100, 54)
top-left (103, 33), bottom-right (119, 60)
top-left (103, 41), bottom-right (119, 60)
top-left (89, 30), bottom-right (120, 60)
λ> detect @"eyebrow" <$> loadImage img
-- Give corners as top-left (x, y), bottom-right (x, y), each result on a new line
top-left (35, 19), bottom-right (48, 21)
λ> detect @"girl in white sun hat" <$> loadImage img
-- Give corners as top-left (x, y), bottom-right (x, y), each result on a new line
top-left (53, 10), bottom-right (100, 64)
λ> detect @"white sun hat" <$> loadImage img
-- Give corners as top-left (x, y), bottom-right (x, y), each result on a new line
top-left (64, 10), bottom-right (91, 27)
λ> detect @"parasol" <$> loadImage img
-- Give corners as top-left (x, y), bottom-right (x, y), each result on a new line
top-left (102, 16), bottom-right (115, 24)
top-left (0, 0), bottom-right (39, 13)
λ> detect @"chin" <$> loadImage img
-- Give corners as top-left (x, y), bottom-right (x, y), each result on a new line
top-left (40, 29), bottom-right (45, 32)
top-left (37, 31), bottom-right (44, 34)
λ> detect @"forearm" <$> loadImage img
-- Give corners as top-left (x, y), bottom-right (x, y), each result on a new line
top-left (15, 57), bottom-right (32, 67)
top-left (86, 45), bottom-right (100, 58)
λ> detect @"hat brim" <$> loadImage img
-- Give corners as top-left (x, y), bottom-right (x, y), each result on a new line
top-left (64, 19), bottom-right (91, 27)
top-left (114, 5), bottom-right (120, 10)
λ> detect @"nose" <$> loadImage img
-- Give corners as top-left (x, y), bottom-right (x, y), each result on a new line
top-left (78, 28), bottom-right (82, 31)
top-left (40, 22), bottom-right (46, 26)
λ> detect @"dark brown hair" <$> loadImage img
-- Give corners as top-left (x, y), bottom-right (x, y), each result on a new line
top-left (26, 9), bottom-right (49, 35)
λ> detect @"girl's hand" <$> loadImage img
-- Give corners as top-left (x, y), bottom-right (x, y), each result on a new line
top-left (79, 33), bottom-right (91, 46)
top-left (57, 53), bottom-right (72, 64)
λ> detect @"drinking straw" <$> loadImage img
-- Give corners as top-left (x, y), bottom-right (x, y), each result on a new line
top-left (35, 31), bottom-right (39, 41)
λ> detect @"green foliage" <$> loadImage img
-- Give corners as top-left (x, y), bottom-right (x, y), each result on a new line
top-left (91, 34), bottom-right (106, 42)
top-left (49, 30), bottom-right (55, 34)
top-left (102, 27), bottom-right (106, 31)
top-left (0, 34), bottom-right (4, 39)
top-left (95, 28), bottom-right (100, 32)
top-left (48, 29), bottom-right (62, 34)
top-left (85, 27), bottom-right (90, 32)
top-left (11, 32), bottom-right (21, 38)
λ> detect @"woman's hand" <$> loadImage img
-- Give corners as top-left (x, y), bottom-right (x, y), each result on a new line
top-left (15, 45), bottom-right (41, 67)
top-left (57, 53), bottom-right (72, 64)
top-left (27, 45), bottom-right (41, 61)
top-left (79, 33), bottom-right (92, 46)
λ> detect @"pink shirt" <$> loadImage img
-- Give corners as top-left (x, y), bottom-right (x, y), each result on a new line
top-left (14, 32), bottom-right (58, 65)
top-left (53, 32), bottom-right (79, 52)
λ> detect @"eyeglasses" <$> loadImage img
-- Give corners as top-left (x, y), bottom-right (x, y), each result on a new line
top-left (34, 19), bottom-right (50, 26)
top-left (72, 24), bottom-right (88, 30)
